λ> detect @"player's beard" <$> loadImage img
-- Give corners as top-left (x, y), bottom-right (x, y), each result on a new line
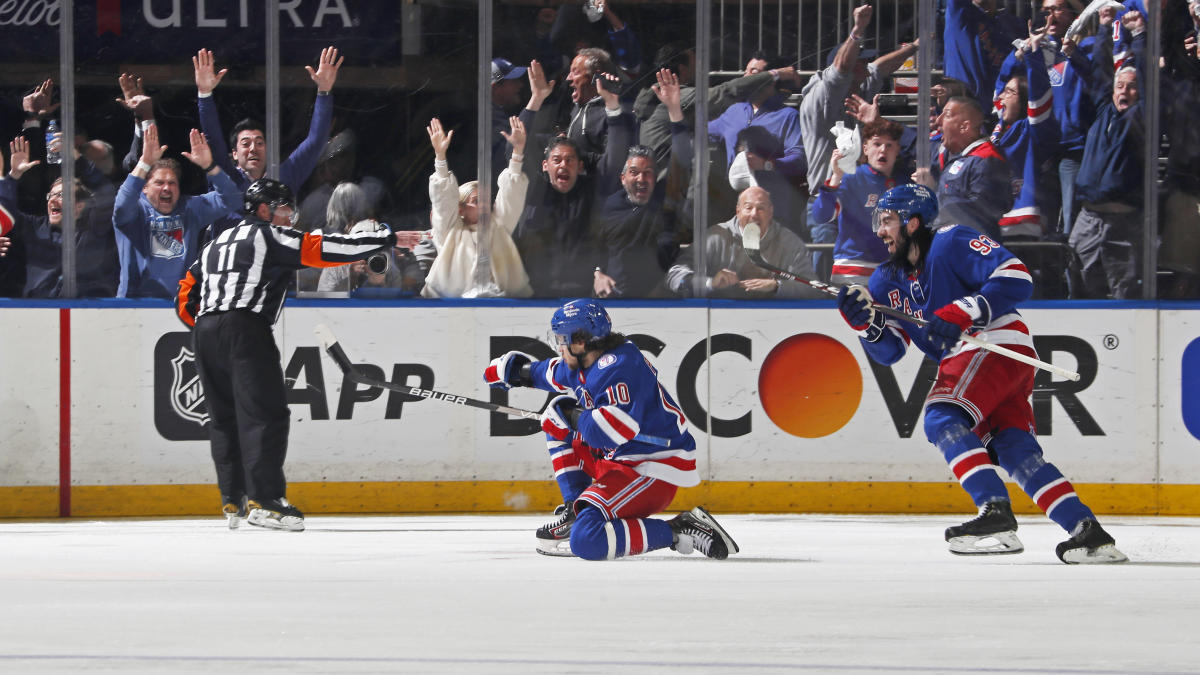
top-left (889, 224), bottom-right (931, 273)
top-left (888, 225), bottom-right (915, 268)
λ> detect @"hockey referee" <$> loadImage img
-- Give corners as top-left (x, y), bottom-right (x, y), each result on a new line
top-left (176, 178), bottom-right (395, 531)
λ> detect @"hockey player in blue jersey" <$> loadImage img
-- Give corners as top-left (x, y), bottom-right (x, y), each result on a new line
top-left (836, 184), bottom-right (1126, 564)
top-left (483, 299), bottom-right (739, 561)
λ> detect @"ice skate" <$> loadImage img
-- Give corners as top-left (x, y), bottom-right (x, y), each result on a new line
top-left (668, 506), bottom-right (739, 560)
top-left (1056, 519), bottom-right (1128, 564)
top-left (945, 500), bottom-right (1023, 555)
top-left (535, 501), bottom-right (576, 557)
top-left (246, 498), bottom-right (305, 532)
top-left (221, 495), bottom-right (247, 530)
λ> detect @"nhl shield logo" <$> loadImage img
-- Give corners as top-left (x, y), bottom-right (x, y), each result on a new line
top-left (154, 331), bottom-right (210, 441)
top-left (170, 347), bottom-right (208, 426)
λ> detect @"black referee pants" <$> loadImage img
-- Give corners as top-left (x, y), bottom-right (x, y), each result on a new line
top-left (193, 310), bottom-right (291, 504)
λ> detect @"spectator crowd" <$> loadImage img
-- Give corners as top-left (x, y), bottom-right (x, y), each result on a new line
top-left (1, 0), bottom-right (1197, 301)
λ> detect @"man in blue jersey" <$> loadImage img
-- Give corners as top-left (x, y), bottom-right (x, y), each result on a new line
top-left (836, 184), bottom-right (1126, 564)
top-left (483, 299), bottom-right (738, 560)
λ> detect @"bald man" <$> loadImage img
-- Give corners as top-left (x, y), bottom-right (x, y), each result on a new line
top-left (666, 186), bottom-right (823, 299)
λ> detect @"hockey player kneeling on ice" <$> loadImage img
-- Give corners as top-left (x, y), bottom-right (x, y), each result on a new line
top-left (837, 184), bottom-right (1126, 564)
top-left (484, 299), bottom-right (738, 560)
top-left (177, 178), bottom-right (396, 532)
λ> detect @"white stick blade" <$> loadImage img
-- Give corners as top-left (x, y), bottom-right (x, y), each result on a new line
top-left (314, 323), bottom-right (338, 350)
top-left (741, 222), bottom-right (762, 252)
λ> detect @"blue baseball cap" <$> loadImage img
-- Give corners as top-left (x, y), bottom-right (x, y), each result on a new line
top-left (491, 58), bottom-right (527, 84)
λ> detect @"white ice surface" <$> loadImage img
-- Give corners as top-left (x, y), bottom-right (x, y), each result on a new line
top-left (1, 514), bottom-right (1198, 674)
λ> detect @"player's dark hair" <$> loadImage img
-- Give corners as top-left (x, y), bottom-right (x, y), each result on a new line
top-left (909, 223), bottom-right (933, 270)
top-left (229, 118), bottom-right (265, 149)
top-left (590, 331), bottom-right (628, 353)
top-left (883, 214), bottom-right (934, 279)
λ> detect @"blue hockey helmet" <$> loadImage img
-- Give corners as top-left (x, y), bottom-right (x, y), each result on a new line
top-left (872, 183), bottom-right (939, 232)
top-left (550, 299), bottom-right (612, 349)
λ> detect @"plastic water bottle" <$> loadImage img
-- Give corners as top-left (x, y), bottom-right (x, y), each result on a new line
top-left (45, 119), bottom-right (61, 165)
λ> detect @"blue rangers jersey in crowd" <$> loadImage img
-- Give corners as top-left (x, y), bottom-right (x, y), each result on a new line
top-left (1111, 0), bottom-right (1150, 70)
top-left (862, 224), bottom-right (1035, 367)
top-left (991, 46), bottom-right (1060, 238)
top-left (528, 340), bottom-right (699, 487)
top-left (811, 165), bottom-right (895, 278)
top-left (932, 139), bottom-right (1012, 241)
top-left (995, 33), bottom-right (1106, 155)
top-left (943, 0), bottom-right (1026, 106)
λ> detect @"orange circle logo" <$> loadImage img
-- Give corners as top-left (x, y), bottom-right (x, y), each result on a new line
top-left (758, 333), bottom-right (862, 438)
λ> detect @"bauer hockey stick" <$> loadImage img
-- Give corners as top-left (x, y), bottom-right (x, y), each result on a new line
top-left (314, 324), bottom-right (672, 446)
top-left (739, 223), bottom-right (1081, 382)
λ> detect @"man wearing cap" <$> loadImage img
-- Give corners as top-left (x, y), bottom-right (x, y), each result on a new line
top-left (799, 4), bottom-right (918, 280)
top-left (492, 57), bottom-right (529, 182)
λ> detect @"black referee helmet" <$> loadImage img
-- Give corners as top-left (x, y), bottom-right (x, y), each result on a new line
top-left (243, 178), bottom-right (295, 216)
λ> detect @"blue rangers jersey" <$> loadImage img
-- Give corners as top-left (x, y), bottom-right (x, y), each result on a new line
top-left (862, 224), bottom-right (1035, 366)
top-left (528, 340), bottom-right (698, 487)
top-left (995, 34), bottom-right (1106, 154)
top-left (991, 46), bottom-right (1060, 238)
top-left (943, 0), bottom-right (1026, 106)
top-left (812, 165), bottom-right (895, 278)
top-left (933, 139), bottom-right (1012, 241)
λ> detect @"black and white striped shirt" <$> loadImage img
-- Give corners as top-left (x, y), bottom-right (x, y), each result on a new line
top-left (176, 218), bottom-right (395, 327)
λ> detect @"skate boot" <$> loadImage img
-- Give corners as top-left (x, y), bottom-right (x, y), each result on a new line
top-left (246, 497), bottom-right (305, 532)
top-left (668, 506), bottom-right (739, 560)
top-left (221, 495), bottom-right (248, 530)
top-left (945, 500), bottom-right (1023, 555)
top-left (535, 501), bottom-right (576, 557)
top-left (1056, 519), bottom-right (1128, 564)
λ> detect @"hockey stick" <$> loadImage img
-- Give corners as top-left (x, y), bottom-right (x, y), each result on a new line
top-left (313, 324), bottom-right (673, 446)
top-left (740, 224), bottom-right (1081, 382)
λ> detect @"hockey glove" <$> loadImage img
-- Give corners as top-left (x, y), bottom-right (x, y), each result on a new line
top-left (483, 351), bottom-right (534, 390)
top-left (837, 284), bottom-right (886, 342)
top-left (541, 394), bottom-right (583, 442)
top-left (928, 295), bottom-right (990, 352)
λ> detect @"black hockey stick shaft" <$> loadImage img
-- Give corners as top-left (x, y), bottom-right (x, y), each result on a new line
top-left (741, 238), bottom-right (1081, 381)
top-left (745, 249), bottom-right (924, 327)
top-left (313, 324), bottom-right (675, 445)
top-left (315, 324), bottom-right (540, 419)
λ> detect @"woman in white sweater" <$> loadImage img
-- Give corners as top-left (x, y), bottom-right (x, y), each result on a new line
top-left (421, 116), bottom-right (533, 298)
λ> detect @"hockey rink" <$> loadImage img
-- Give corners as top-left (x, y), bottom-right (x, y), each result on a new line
top-left (1, 514), bottom-right (1198, 674)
